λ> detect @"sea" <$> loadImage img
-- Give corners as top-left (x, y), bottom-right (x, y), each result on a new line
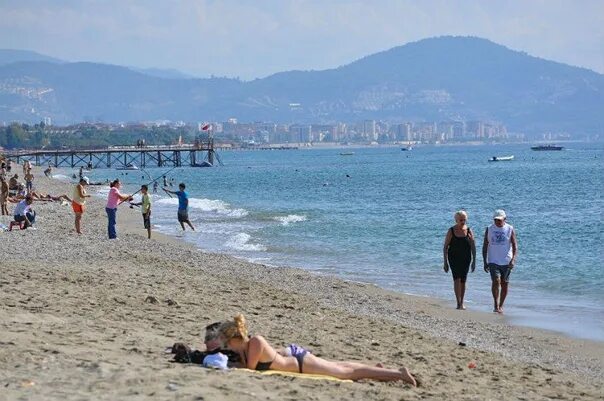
top-left (66, 142), bottom-right (604, 341)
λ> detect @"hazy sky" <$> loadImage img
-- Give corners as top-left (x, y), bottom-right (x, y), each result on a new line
top-left (1, 0), bottom-right (602, 79)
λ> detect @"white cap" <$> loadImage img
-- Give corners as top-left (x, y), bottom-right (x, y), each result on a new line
top-left (493, 209), bottom-right (507, 220)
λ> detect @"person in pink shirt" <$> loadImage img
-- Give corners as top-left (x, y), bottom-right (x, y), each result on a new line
top-left (106, 179), bottom-right (133, 239)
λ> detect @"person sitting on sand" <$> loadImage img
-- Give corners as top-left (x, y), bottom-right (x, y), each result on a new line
top-left (9, 174), bottom-right (19, 192)
top-left (217, 314), bottom-right (417, 386)
top-left (11, 195), bottom-right (36, 229)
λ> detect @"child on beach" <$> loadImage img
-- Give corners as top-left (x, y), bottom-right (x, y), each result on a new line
top-left (131, 184), bottom-right (152, 239)
top-left (163, 183), bottom-right (195, 231)
top-left (218, 314), bottom-right (417, 385)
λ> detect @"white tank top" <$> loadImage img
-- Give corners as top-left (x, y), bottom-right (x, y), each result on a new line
top-left (487, 223), bottom-right (514, 265)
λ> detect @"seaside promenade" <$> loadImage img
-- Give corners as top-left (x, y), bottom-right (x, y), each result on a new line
top-left (0, 170), bottom-right (602, 400)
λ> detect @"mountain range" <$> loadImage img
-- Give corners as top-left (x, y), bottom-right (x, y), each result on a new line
top-left (0, 36), bottom-right (602, 136)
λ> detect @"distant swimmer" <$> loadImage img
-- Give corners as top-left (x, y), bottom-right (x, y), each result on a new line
top-left (483, 209), bottom-right (518, 314)
top-left (346, 174), bottom-right (351, 178)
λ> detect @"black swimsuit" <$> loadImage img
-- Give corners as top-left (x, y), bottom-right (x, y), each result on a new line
top-left (447, 227), bottom-right (472, 282)
top-left (243, 349), bottom-right (276, 371)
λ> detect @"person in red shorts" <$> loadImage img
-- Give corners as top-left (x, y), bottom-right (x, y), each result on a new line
top-left (72, 177), bottom-right (91, 234)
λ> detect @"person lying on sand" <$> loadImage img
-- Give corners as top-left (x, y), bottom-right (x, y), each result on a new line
top-left (217, 314), bottom-right (417, 386)
top-left (10, 191), bottom-right (72, 203)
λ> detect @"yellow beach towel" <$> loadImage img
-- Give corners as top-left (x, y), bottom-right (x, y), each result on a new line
top-left (237, 368), bottom-right (353, 383)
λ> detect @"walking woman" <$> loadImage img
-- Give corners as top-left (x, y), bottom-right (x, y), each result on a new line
top-left (105, 179), bottom-right (132, 239)
top-left (218, 314), bottom-right (417, 386)
top-left (443, 210), bottom-right (476, 309)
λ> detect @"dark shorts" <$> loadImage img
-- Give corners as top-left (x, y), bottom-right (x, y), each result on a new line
top-left (177, 209), bottom-right (188, 223)
top-left (142, 212), bottom-right (151, 229)
top-left (488, 263), bottom-right (512, 283)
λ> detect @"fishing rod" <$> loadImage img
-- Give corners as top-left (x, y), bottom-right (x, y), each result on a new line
top-left (119, 164), bottom-right (180, 206)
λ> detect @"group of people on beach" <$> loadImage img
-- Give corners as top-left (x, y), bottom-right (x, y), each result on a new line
top-left (101, 178), bottom-right (195, 240)
top-left (443, 209), bottom-right (518, 313)
top-left (0, 159), bottom-right (194, 238)
top-left (1, 159), bottom-right (73, 230)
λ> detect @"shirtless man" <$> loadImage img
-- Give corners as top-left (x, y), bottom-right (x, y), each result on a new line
top-left (0, 176), bottom-right (9, 215)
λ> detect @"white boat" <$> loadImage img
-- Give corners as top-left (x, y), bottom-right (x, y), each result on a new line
top-left (488, 155), bottom-right (514, 162)
top-left (401, 146), bottom-right (413, 151)
top-left (116, 164), bottom-right (139, 170)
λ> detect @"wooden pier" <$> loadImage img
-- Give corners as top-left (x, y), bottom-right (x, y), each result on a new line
top-left (4, 144), bottom-right (223, 169)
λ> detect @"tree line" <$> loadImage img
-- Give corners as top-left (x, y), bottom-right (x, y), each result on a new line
top-left (0, 122), bottom-right (201, 150)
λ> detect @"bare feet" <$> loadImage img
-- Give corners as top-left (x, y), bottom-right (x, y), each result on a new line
top-left (399, 367), bottom-right (417, 387)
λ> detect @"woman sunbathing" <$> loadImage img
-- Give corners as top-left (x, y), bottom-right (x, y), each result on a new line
top-left (218, 314), bottom-right (417, 386)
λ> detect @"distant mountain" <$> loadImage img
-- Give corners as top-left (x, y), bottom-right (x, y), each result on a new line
top-left (0, 37), bottom-right (602, 136)
top-left (0, 49), bottom-right (64, 65)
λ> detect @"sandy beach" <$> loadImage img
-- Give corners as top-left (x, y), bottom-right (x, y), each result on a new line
top-left (0, 171), bottom-right (602, 401)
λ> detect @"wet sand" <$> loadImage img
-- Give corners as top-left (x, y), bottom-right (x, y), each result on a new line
top-left (0, 172), bottom-right (602, 400)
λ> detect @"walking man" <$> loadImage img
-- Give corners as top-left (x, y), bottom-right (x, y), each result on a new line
top-left (483, 209), bottom-right (518, 314)
top-left (164, 183), bottom-right (195, 231)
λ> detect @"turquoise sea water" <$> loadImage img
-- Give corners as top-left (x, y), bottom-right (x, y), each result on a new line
top-left (82, 143), bottom-right (603, 341)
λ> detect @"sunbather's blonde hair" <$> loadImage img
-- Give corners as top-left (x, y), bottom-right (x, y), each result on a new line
top-left (219, 313), bottom-right (248, 341)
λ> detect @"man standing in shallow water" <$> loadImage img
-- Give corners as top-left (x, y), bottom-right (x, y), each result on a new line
top-left (164, 183), bottom-right (195, 231)
top-left (483, 209), bottom-right (518, 314)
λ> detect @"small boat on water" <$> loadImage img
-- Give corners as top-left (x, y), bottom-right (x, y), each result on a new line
top-left (488, 155), bottom-right (514, 162)
top-left (401, 146), bottom-right (413, 151)
top-left (339, 152), bottom-right (355, 156)
top-left (116, 164), bottom-right (139, 171)
top-left (531, 145), bottom-right (564, 151)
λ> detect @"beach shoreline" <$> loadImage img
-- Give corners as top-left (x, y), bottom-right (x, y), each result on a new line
top-left (0, 171), bottom-right (602, 400)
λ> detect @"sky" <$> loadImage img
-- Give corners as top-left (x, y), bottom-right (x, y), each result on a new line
top-left (0, 0), bottom-right (602, 80)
